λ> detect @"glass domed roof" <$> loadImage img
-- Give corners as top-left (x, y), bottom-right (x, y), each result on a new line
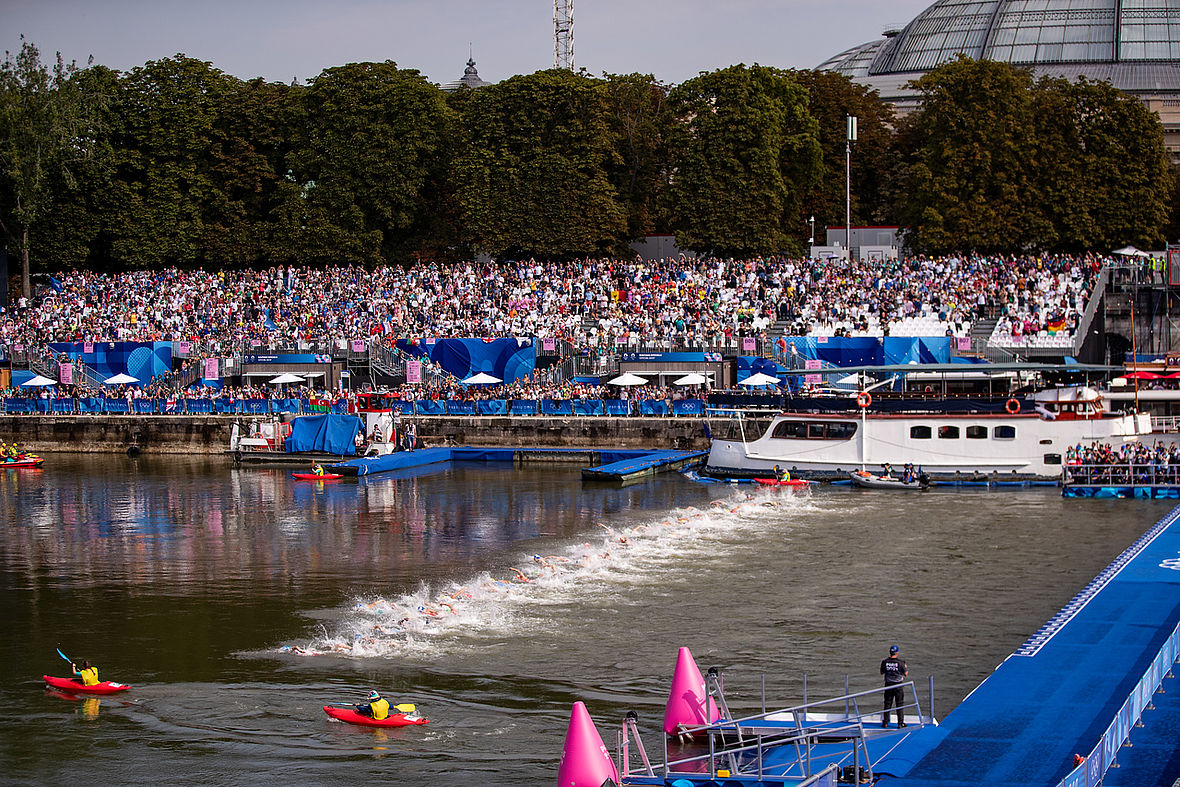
top-left (825, 0), bottom-right (1180, 78)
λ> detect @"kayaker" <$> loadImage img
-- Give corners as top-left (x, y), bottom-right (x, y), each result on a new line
top-left (72, 659), bottom-right (100, 687)
top-left (355, 690), bottom-right (390, 721)
top-left (312, 463), bottom-right (325, 476)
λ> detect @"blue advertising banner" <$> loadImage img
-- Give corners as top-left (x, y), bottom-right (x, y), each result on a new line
top-left (395, 338), bottom-right (535, 382)
top-left (49, 341), bottom-right (173, 382)
top-left (619, 351), bottom-right (709, 363)
top-left (243, 353), bottom-right (330, 364)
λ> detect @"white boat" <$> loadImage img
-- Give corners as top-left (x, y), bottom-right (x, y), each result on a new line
top-left (848, 469), bottom-right (929, 490)
top-left (705, 386), bottom-right (1152, 481)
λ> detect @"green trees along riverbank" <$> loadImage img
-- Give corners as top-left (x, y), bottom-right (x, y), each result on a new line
top-left (0, 42), bottom-right (1173, 276)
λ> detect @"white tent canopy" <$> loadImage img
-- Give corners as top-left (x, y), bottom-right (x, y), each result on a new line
top-left (673, 373), bottom-right (708, 386)
top-left (607, 372), bottom-right (648, 386)
top-left (462, 372), bottom-right (502, 384)
top-left (268, 373), bottom-right (305, 384)
top-left (1112, 246), bottom-right (1150, 258)
top-left (20, 375), bottom-right (57, 387)
top-left (739, 372), bottom-right (782, 387)
top-left (103, 373), bottom-right (140, 385)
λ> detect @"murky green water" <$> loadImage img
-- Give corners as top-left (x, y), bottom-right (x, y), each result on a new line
top-left (0, 455), bottom-right (1167, 785)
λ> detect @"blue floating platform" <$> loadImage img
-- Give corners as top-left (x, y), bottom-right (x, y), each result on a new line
top-left (877, 505), bottom-right (1180, 787)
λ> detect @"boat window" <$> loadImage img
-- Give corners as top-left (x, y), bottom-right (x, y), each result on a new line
top-left (770, 420), bottom-right (857, 440)
top-left (772, 421), bottom-right (808, 439)
top-left (827, 422), bottom-right (857, 439)
top-left (938, 425), bottom-right (960, 439)
top-left (994, 425), bottom-right (1017, 439)
top-left (1043, 453), bottom-right (1062, 465)
top-left (966, 425), bottom-right (987, 439)
top-left (910, 426), bottom-right (932, 439)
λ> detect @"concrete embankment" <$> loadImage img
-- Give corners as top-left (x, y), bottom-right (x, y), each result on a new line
top-left (0, 415), bottom-right (712, 455)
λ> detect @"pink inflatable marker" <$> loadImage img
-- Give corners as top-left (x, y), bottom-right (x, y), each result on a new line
top-left (663, 646), bottom-right (720, 735)
top-left (557, 701), bottom-right (619, 787)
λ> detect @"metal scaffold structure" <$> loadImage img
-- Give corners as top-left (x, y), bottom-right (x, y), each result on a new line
top-left (554, 0), bottom-right (574, 70)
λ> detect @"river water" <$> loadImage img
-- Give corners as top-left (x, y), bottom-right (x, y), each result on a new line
top-left (0, 455), bottom-right (1169, 785)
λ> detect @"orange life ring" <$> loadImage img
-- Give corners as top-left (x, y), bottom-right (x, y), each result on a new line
top-left (856, 392), bottom-right (872, 408)
top-left (1005, 398), bottom-right (1020, 414)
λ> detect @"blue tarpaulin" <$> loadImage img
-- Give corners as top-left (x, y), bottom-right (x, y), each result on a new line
top-left (285, 414), bottom-right (361, 455)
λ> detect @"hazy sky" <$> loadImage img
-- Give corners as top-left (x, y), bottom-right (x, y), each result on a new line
top-left (3, 0), bottom-right (935, 86)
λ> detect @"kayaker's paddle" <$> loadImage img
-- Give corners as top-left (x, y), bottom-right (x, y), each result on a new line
top-left (330, 701), bottom-right (417, 713)
top-left (56, 647), bottom-right (73, 666)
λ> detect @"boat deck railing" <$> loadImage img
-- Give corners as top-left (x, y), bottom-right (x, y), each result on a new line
top-left (1062, 462), bottom-right (1180, 487)
top-left (618, 681), bottom-right (929, 784)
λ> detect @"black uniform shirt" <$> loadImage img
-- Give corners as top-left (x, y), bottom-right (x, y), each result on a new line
top-left (881, 656), bottom-right (907, 685)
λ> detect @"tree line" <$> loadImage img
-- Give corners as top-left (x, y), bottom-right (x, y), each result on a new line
top-left (0, 41), bottom-right (1174, 290)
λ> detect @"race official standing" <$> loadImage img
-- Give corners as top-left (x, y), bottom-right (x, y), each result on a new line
top-left (881, 644), bottom-right (908, 728)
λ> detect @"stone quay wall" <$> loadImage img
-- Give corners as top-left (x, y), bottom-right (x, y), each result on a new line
top-left (0, 415), bottom-right (712, 455)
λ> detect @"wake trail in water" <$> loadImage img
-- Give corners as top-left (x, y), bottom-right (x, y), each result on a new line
top-left (277, 487), bottom-right (821, 660)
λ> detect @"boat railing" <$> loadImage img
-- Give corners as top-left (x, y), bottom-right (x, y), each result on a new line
top-left (618, 681), bottom-right (928, 784)
top-left (1151, 414), bottom-right (1180, 433)
top-left (1062, 462), bottom-right (1180, 487)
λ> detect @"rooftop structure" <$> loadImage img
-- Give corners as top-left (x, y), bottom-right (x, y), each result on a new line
top-left (820, 0), bottom-right (1180, 151)
top-left (439, 58), bottom-right (491, 93)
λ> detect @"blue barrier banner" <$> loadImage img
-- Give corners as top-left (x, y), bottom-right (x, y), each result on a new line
top-left (1060, 765), bottom-right (1084, 787)
top-left (242, 399), bottom-right (269, 414)
top-left (477, 400), bottom-right (509, 415)
top-left (331, 401), bottom-right (347, 414)
top-left (214, 399), bottom-right (236, 413)
top-left (447, 400), bottom-right (476, 416)
top-left (79, 398), bottom-right (103, 413)
top-left (271, 398), bottom-right (301, 414)
top-left (186, 399), bottom-right (214, 414)
top-left (541, 399), bottom-right (574, 416)
top-left (572, 399), bottom-right (605, 416)
top-left (103, 398), bottom-right (129, 413)
top-left (639, 400), bottom-right (670, 416)
top-left (391, 400), bottom-right (415, 414)
top-left (1086, 746), bottom-right (1103, 787)
top-left (604, 399), bottom-right (631, 416)
top-left (53, 399), bottom-right (76, 414)
top-left (510, 399), bottom-right (538, 416)
top-left (672, 399), bottom-right (705, 416)
top-left (135, 400), bottom-right (157, 414)
top-left (416, 400), bottom-right (445, 415)
top-left (4, 399), bottom-right (30, 413)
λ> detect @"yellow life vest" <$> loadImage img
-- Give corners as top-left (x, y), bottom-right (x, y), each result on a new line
top-left (370, 698), bottom-right (390, 720)
top-left (78, 666), bottom-right (99, 686)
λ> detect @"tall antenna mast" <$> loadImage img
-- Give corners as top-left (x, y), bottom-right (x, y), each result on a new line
top-left (554, 0), bottom-right (574, 69)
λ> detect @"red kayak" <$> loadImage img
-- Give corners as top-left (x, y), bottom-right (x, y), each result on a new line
top-left (291, 472), bottom-right (343, 480)
top-left (755, 478), bottom-right (812, 487)
top-left (43, 675), bottom-right (131, 695)
top-left (322, 705), bottom-right (428, 727)
top-left (3, 456), bottom-right (43, 469)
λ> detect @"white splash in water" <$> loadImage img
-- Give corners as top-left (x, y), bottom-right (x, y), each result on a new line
top-left (277, 487), bottom-right (820, 659)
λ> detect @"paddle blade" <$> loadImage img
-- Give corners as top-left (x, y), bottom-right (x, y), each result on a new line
top-left (56, 647), bottom-right (72, 664)
top-left (394, 703), bottom-right (416, 713)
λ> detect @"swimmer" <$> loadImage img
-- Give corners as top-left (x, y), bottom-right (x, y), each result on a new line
top-left (509, 567), bottom-right (530, 583)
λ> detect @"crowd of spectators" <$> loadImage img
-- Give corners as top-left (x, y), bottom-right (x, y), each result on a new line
top-left (1065, 440), bottom-right (1180, 485)
top-left (1, 253), bottom-right (1107, 359)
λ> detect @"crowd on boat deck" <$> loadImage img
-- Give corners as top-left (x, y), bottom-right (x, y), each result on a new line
top-left (1, 253), bottom-right (1106, 357)
top-left (1065, 441), bottom-right (1180, 484)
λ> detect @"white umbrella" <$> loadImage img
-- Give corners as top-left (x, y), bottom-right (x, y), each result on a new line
top-left (607, 372), bottom-right (648, 386)
top-left (103, 373), bottom-right (140, 385)
top-left (20, 375), bottom-right (57, 387)
top-left (462, 372), bottom-right (502, 384)
top-left (673, 373), bottom-right (707, 386)
top-left (1112, 245), bottom-right (1143, 257)
top-left (739, 372), bottom-right (782, 387)
top-left (268, 373), bottom-right (305, 384)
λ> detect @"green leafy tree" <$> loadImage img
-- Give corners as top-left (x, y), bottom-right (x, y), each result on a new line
top-left (602, 72), bottom-right (670, 240)
top-left (0, 39), bottom-right (103, 294)
top-left (452, 69), bottom-right (626, 258)
top-left (664, 64), bottom-right (821, 257)
top-left (894, 57), bottom-right (1040, 254)
top-left (791, 69), bottom-right (895, 239)
top-left (106, 54), bottom-right (234, 268)
top-left (291, 61), bottom-right (450, 265)
top-left (1031, 76), bottom-right (1171, 251)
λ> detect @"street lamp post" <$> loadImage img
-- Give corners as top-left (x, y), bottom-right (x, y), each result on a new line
top-left (846, 115), bottom-right (857, 260)
top-left (808, 215), bottom-right (815, 248)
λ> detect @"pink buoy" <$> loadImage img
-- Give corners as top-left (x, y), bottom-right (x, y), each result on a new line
top-left (557, 701), bottom-right (619, 787)
top-left (663, 646), bottom-right (720, 735)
